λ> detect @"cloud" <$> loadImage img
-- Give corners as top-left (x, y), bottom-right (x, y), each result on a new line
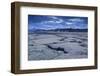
top-left (65, 22), bottom-right (73, 25)
top-left (68, 18), bottom-right (85, 22)
top-left (40, 16), bottom-right (64, 25)
top-left (50, 16), bottom-right (59, 20)
top-left (28, 15), bottom-right (88, 30)
top-left (49, 16), bottom-right (64, 23)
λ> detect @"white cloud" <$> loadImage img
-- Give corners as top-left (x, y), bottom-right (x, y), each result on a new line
top-left (49, 16), bottom-right (64, 23)
top-left (40, 17), bottom-right (63, 24)
top-left (50, 16), bottom-right (58, 20)
top-left (68, 18), bottom-right (84, 22)
top-left (56, 19), bottom-right (63, 23)
top-left (65, 22), bottom-right (73, 25)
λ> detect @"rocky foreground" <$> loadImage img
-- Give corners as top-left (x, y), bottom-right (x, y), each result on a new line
top-left (28, 32), bottom-right (88, 60)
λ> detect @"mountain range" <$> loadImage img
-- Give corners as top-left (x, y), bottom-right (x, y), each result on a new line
top-left (29, 28), bottom-right (88, 33)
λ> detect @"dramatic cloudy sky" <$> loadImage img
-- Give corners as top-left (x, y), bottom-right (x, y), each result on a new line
top-left (28, 15), bottom-right (88, 31)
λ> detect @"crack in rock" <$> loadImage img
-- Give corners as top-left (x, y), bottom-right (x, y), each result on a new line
top-left (46, 44), bottom-right (68, 54)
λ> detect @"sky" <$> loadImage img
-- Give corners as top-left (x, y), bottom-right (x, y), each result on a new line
top-left (28, 15), bottom-right (88, 31)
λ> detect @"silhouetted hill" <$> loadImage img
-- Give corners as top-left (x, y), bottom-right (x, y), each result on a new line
top-left (29, 28), bottom-right (88, 33)
top-left (48, 28), bottom-right (88, 32)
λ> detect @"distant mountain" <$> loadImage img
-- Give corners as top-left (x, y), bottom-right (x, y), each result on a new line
top-left (29, 28), bottom-right (88, 33)
top-left (47, 28), bottom-right (88, 32)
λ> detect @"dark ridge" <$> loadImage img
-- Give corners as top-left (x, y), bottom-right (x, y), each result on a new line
top-left (48, 28), bottom-right (88, 32)
top-left (28, 44), bottom-right (34, 46)
top-left (77, 41), bottom-right (82, 43)
top-left (28, 28), bottom-right (88, 33)
top-left (70, 39), bottom-right (82, 43)
top-left (81, 38), bottom-right (87, 41)
top-left (59, 37), bottom-right (68, 41)
top-left (46, 44), bottom-right (68, 54)
top-left (52, 42), bottom-right (58, 44)
top-left (80, 44), bottom-right (87, 47)
top-left (69, 39), bottom-right (77, 43)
